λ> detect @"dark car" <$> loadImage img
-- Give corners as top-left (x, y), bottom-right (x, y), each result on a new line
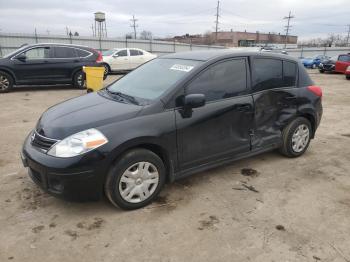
top-left (318, 54), bottom-right (350, 73)
top-left (0, 43), bottom-right (102, 93)
top-left (21, 50), bottom-right (323, 210)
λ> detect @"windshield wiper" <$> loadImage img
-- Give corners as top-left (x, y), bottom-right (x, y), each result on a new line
top-left (105, 88), bottom-right (139, 105)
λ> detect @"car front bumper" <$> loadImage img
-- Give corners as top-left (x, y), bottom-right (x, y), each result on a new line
top-left (21, 133), bottom-right (107, 201)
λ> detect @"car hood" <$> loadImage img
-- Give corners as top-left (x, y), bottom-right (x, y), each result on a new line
top-left (322, 59), bottom-right (335, 65)
top-left (36, 92), bottom-right (143, 139)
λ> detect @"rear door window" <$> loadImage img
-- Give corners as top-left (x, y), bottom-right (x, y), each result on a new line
top-left (252, 58), bottom-right (283, 92)
top-left (186, 58), bottom-right (247, 102)
top-left (130, 49), bottom-right (141, 56)
top-left (54, 47), bottom-right (78, 58)
top-left (283, 61), bottom-right (297, 87)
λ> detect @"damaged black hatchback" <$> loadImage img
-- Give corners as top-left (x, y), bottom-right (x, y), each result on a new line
top-left (22, 50), bottom-right (323, 210)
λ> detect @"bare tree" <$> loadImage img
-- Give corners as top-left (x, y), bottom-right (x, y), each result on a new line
top-left (140, 30), bottom-right (153, 40)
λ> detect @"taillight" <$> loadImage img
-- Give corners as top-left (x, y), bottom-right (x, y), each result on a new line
top-left (96, 51), bottom-right (103, 62)
top-left (307, 86), bottom-right (322, 97)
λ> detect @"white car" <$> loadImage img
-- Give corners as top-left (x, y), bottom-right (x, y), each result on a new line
top-left (102, 48), bottom-right (156, 75)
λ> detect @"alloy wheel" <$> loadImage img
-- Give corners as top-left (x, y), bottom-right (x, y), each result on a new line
top-left (0, 75), bottom-right (10, 91)
top-left (118, 161), bottom-right (159, 203)
top-left (291, 124), bottom-right (310, 153)
top-left (76, 73), bottom-right (84, 87)
top-left (104, 64), bottom-right (109, 75)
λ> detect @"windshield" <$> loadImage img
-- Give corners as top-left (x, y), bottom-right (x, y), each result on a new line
top-left (4, 45), bottom-right (28, 58)
top-left (102, 50), bottom-right (117, 56)
top-left (107, 58), bottom-right (202, 100)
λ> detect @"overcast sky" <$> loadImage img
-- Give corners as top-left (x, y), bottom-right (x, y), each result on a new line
top-left (0, 0), bottom-right (349, 41)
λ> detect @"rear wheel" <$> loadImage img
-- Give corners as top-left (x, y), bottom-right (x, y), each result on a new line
top-left (312, 63), bottom-right (316, 69)
top-left (105, 149), bottom-right (166, 210)
top-left (0, 71), bottom-right (13, 93)
top-left (279, 117), bottom-right (312, 158)
top-left (103, 63), bottom-right (110, 76)
top-left (346, 75), bottom-right (350, 80)
top-left (73, 70), bottom-right (85, 89)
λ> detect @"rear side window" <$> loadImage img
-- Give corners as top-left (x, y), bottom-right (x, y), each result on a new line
top-left (75, 48), bottom-right (91, 58)
top-left (283, 61), bottom-right (297, 87)
top-left (130, 49), bottom-right (141, 56)
top-left (54, 47), bottom-right (77, 58)
top-left (338, 55), bottom-right (350, 62)
top-left (252, 58), bottom-right (283, 92)
top-left (187, 59), bottom-right (247, 102)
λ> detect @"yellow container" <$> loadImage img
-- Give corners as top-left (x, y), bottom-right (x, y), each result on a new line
top-left (83, 66), bottom-right (105, 92)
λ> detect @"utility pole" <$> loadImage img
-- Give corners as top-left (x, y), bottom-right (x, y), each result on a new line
top-left (283, 11), bottom-right (294, 49)
top-left (130, 15), bottom-right (138, 39)
top-left (346, 24), bottom-right (350, 47)
top-left (214, 0), bottom-right (220, 43)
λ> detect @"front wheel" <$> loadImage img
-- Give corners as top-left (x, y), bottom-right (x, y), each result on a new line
top-left (0, 71), bottom-right (14, 93)
top-left (279, 117), bottom-right (312, 158)
top-left (346, 75), bottom-right (350, 80)
top-left (105, 149), bottom-right (166, 210)
top-left (73, 70), bottom-right (85, 89)
top-left (319, 69), bottom-right (325, 73)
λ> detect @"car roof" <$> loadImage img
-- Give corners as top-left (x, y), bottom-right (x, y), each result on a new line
top-left (161, 49), bottom-right (298, 62)
top-left (24, 43), bottom-right (93, 49)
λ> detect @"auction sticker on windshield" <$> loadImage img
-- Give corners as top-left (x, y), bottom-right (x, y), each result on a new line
top-left (170, 64), bottom-right (194, 72)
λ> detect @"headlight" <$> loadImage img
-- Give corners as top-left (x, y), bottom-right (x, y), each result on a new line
top-left (319, 63), bottom-right (323, 67)
top-left (47, 128), bottom-right (108, 158)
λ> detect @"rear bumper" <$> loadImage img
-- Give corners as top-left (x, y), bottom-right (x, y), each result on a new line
top-left (21, 133), bottom-right (107, 201)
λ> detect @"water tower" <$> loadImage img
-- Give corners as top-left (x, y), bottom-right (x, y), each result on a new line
top-left (94, 12), bottom-right (107, 38)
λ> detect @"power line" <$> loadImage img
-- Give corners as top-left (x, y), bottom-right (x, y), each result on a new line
top-left (283, 11), bottom-right (294, 48)
top-left (130, 15), bottom-right (138, 39)
top-left (214, 0), bottom-right (220, 42)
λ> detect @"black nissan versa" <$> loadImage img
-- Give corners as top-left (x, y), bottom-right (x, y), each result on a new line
top-left (0, 43), bottom-right (102, 92)
top-left (21, 50), bottom-right (323, 210)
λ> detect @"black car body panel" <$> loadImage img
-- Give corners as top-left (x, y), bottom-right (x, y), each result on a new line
top-left (0, 43), bottom-right (100, 86)
top-left (22, 50), bottom-right (322, 201)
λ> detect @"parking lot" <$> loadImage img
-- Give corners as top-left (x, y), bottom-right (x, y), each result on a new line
top-left (0, 71), bottom-right (350, 262)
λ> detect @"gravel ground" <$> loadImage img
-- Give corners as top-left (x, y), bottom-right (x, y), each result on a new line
top-left (0, 71), bottom-right (350, 262)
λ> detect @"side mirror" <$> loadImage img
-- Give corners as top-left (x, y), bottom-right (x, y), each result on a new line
top-left (184, 94), bottom-right (206, 109)
top-left (180, 94), bottom-right (205, 118)
top-left (16, 54), bottom-right (27, 61)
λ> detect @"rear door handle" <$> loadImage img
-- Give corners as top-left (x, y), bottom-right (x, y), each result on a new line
top-left (236, 104), bottom-right (251, 112)
top-left (285, 96), bottom-right (297, 100)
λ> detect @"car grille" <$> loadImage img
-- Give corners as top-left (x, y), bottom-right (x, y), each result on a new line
top-left (31, 131), bottom-right (58, 151)
top-left (324, 64), bottom-right (334, 70)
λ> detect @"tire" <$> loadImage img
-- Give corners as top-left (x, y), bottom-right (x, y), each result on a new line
top-left (73, 70), bottom-right (85, 89)
top-left (105, 149), bottom-right (166, 210)
top-left (103, 63), bottom-right (110, 77)
top-left (279, 117), bottom-right (312, 158)
top-left (319, 69), bottom-right (324, 73)
top-left (346, 75), bottom-right (350, 80)
top-left (312, 63), bottom-right (316, 69)
top-left (0, 71), bottom-right (14, 93)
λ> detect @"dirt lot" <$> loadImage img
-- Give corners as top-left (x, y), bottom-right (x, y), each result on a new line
top-left (0, 71), bottom-right (350, 262)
